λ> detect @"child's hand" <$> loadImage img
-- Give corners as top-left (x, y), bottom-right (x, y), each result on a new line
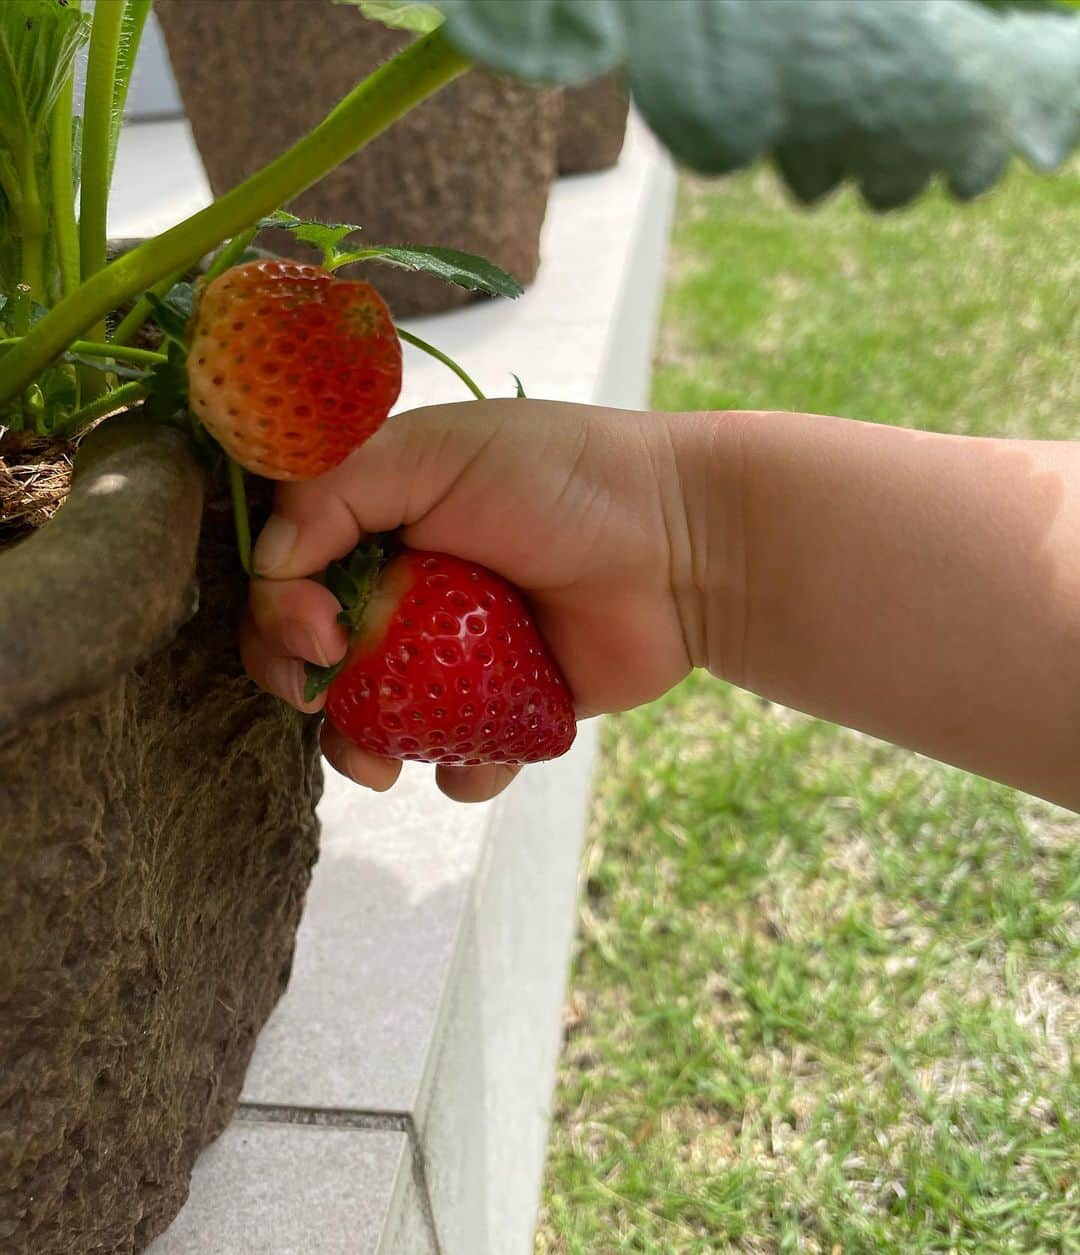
top-left (240, 400), bottom-right (708, 801)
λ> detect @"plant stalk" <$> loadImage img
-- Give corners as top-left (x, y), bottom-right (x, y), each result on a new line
top-left (17, 146), bottom-right (48, 302)
top-left (78, 0), bottom-right (126, 402)
top-left (108, 1), bottom-right (152, 185)
top-left (203, 227), bottom-right (257, 285)
top-left (79, 0), bottom-right (124, 294)
top-left (227, 457), bottom-right (253, 576)
top-left (396, 327), bottom-right (486, 400)
top-left (0, 337), bottom-right (166, 367)
top-left (112, 265), bottom-right (187, 345)
top-left (49, 74), bottom-right (80, 300)
top-left (0, 28), bottom-right (471, 406)
top-left (71, 339), bottom-right (166, 366)
top-left (51, 379), bottom-right (147, 436)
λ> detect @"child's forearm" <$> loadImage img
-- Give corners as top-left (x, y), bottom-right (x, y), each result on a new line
top-left (677, 409), bottom-right (1080, 809)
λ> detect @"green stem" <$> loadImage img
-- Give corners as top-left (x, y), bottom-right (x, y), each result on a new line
top-left (112, 265), bottom-right (187, 345)
top-left (79, 1), bottom-right (124, 293)
top-left (396, 327), bottom-right (486, 400)
top-left (7, 286), bottom-right (32, 337)
top-left (17, 145), bottom-right (48, 302)
top-left (52, 379), bottom-right (147, 436)
top-left (71, 339), bottom-right (166, 366)
top-left (203, 228), bottom-right (257, 284)
top-left (78, 0), bottom-right (126, 400)
top-left (49, 72), bottom-right (80, 300)
top-left (108, 1), bottom-right (152, 185)
top-left (0, 29), bottom-right (470, 406)
top-left (228, 457), bottom-right (253, 576)
top-left (0, 337), bottom-right (165, 367)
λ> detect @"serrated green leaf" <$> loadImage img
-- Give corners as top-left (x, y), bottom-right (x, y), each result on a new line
top-left (258, 209), bottom-right (361, 270)
top-left (428, 0), bottom-right (1080, 208)
top-left (260, 210), bottom-right (523, 296)
top-left (353, 245), bottom-right (523, 297)
top-left (108, 1), bottom-right (153, 184)
top-left (336, 0), bottom-right (445, 34)
top-left (0, 1), bottom-right (91, 147)
top-left (0, 1), bottom-right (89, 295)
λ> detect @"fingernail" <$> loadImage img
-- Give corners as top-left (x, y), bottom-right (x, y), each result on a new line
top-left (254, 515), bottom-right (298, 574)
top-left (281, 618), bottom-right (330, 666)
top-left (268, 658), bottom-right (304, 707)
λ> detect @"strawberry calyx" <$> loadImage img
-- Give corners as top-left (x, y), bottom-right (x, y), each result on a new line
top-left (303, 536), bottom-right (395, 702)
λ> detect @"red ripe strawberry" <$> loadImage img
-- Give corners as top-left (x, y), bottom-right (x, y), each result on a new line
top-left (317, 547), bottom-right (576, 766)
top-left (187, 259), bottom-right (402, 480)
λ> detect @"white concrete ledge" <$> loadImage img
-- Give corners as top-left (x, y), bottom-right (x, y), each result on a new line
top-left (116, 112), bottom-right (676, 1254)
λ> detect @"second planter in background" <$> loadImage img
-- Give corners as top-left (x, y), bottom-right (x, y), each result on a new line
top-left (157, 1), bottom-right (561, 317)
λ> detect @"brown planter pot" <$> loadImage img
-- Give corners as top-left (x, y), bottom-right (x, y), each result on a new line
top-left (157, 1), bottom-right (562, 317)
top-left (557, 74), bottom-right (630, 174)
top-left (0, 420), bottom-right (322, 1252)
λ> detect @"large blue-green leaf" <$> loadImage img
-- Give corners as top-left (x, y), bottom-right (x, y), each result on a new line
top-left (350, 0), bottom-right (1080, 208)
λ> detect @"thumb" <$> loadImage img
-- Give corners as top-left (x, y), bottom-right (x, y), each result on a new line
top-left (252, 401), bottom-right (506, 580)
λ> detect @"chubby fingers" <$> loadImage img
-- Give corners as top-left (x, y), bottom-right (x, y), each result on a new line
top-left (239, 609), bottom-right (324, 713)
top-left (323, 720), bottom-right (520, 802)
top-left (321, 721), bottom-right (402, 792)
top-left (244, 626), bottom-right (523, 803)
top-left (241, 577), bottom-right (348, 711)
top-left (436, 762), bottom-right (521, 803)
top-left (249, 576), bottom-right (349, 666)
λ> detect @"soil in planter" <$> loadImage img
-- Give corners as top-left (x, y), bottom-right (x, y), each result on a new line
top-left (0, 434), bottom-right (75, 551)
top-left (0, 282), bottom-right (165, 551)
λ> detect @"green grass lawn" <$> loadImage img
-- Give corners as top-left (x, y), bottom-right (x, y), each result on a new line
top-left (537, 163), bottom-right (1080, 1254)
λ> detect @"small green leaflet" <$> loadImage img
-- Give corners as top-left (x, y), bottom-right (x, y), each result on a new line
top-left (257, 211), bottom-right (360, 270)
top-left (335, 0), bottom-right (445, 34)
top-left (258, 210), bottom-right (523, 298)
top-left (145, 281), bottom-right (194, 348)
top-left (512, 373), bottom-right (527, 398)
